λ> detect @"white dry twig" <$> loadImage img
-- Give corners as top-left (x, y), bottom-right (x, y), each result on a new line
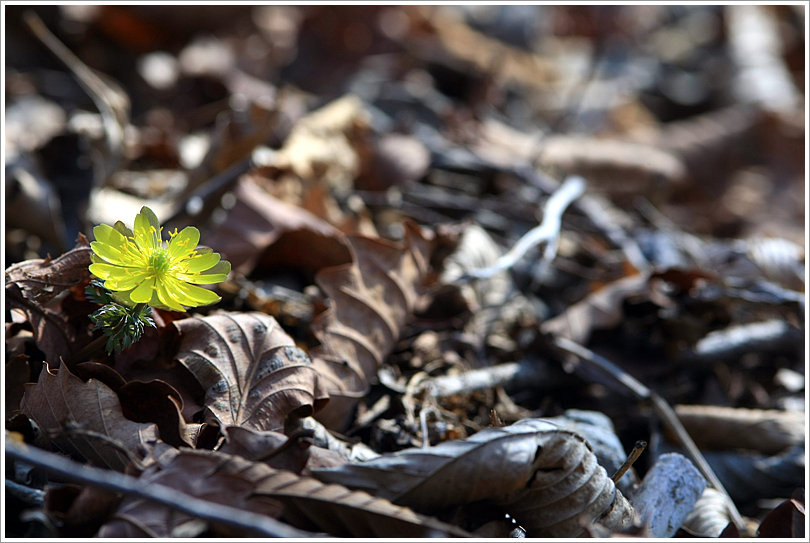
top-left (463, 175), bottom-right (586, 281)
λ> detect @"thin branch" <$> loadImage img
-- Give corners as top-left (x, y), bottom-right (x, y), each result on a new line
top-left (552, 336), bottom-right (651, 400)
top-left (23, 10), bottom-right (124, 182)
top-left (461, 175), bottom-right (586, 281)
top-left (417, 359), bottom-right (555, 399)
top-left (5, 439), bottom-right (321, 538)
top-left (612, 440), bottom-right (647, 484)
top-left (514, 165), bottom-right (651, 273)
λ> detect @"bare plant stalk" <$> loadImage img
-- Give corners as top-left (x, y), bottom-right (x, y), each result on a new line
top-left (612, 440), bottom-right (646, 483)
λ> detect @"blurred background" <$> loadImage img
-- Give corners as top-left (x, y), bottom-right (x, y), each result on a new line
top-left (5, 4), bottom-right (805, 263)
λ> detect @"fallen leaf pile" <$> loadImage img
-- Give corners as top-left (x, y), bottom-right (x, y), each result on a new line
top-left (5, 5), bottom-right (805, 539)
top-left (311, 418), bottom-right (634, 537)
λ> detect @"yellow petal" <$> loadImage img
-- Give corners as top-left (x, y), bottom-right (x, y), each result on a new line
top-left (180, 285), bottom-right (221, 305)
top-left (185, 260), bottom-right (231, 284)
top-left (129, 277), bottom-right (156, 303)
top-left (165, 276), bottom-right (220, 306)
top-left (89, 262), bottom-right (122, 280)
top-left (184, 252), bottom-right (220, 272)
top-left (90, 241), bottom-right (128, 266)
top-left (168, 227), bottom-right (200, 259)
top-left (134, 207), bottom-right (162, 251)
top-left (93, 223), bottom-right (127, 247)
top-left (154, 280), bottom-right (187, 312)
top-left (105, 270), bottom-right (151, 291)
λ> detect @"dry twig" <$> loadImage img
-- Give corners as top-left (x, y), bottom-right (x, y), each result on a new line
top-left (417, 359), bottom-right (554, 399)
top-left (462, 175), bottom-right (586, 281)
top-left (23, 11), bottom-right (127, 183)
top-left (5, 439), bottom-right (320, 538)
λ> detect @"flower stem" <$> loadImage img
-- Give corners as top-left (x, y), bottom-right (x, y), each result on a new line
top-left (64, 333), bottom-right (109, 368)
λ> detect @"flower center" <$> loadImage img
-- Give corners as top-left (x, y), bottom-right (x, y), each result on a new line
top-left (149, 248), bottom-right (171, 277)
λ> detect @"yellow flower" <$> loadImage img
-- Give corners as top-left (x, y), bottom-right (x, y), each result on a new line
top-left (89, 206), bottom-right (230, 312)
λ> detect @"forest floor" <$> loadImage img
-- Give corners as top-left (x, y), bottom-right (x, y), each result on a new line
top-left (4, 5), bottom-right (806, 539)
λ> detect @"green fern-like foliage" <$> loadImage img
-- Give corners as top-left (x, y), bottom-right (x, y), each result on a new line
top-left (85, 280), bottom-right (156, 354)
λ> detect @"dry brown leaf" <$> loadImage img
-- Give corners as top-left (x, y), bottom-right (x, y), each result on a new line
top-left (644, 105), bottom-right (759, 200)
top-left (219, 426), bottom-right (347, 473)
top-left (5, 236), bottom-right (94, 363)
top-left (674, 405), bottom-right (805, 456)
top-left (708, 236), bottom-right (805, 292)
top-left (541, 273), bottom-right (653, 344)
top-left (43, 484), bottom-right (121, 538)
top-left (756, 490), bottom-right (805, 538)
top-left (246, 95), bottom-right (373, 238)
top-left (311, 418), bottom-right (634, 537)
top-left (174, 311), bottom-right (330, 432)
top-left (404, 6), bottom-right (556, 92)
top-left (5, 353), bottom-right (31, 416)
top-left (68, 361), bottom-right (193, 449)
top-left (205, 175), bottom-right (350, 274)
top-left (116, 380), bottom-right (192, 448)
top-left (356, 133), bottom-right (431, 191)
top-left (309, 221), bottom-right (433, 430)
top-left (99, 448), bottom-right (469, 538)
top-left (19, 362), bottom-right (159, 471)
top-left (4, 234), bottom-right (92, 306)
top-left (253, 462), bottom-right (472, 537)
top-left (537, 135), bottom-right (687, 199)
top-left (251, 227), bottom-right (354, 282)
top-left (97, 449), bottom-right (284, 538)
top-left (270, 94), bottom-right (370, 193)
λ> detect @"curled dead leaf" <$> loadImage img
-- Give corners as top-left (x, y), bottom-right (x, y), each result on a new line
top-left (252, 461), bottom-right (472, 537)
top-left (5, 236), bottom-right (94, 363)
top-left (537, 135), bottom-right (687, 199)
top-left (116, 380), bottom-right (192, 448)
top-left (219, 426), bottom-right (347, 473)
top-left (756, 490), bottom-right (805, 538)
top-left (69, 362), bottom-right (192, 449)
top-left (205, 176), bottom-right (350, 274)
top-left (311, 418), bottom-right (634, 537)
top-left (541, 273), bottom-right (653, 345)
top-left (5, 353), bottom-right (31, 417)
top-left (682, 487), bottom-right (733, 537)
top-left (674, 404), bottom-right (805, 456)
top-left (4, 234), bottom-right (92, 306)
top-left (271, 94), bottom-right (370, 193)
